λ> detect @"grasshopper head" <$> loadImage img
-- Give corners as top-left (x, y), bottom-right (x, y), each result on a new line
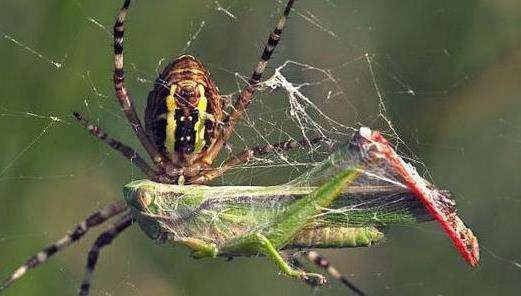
top-left (123, 180), bottom-right (157, 212)
top-left (123, 180), bottom-right (164, 241)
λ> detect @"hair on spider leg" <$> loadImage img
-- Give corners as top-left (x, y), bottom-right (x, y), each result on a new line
top-left (220, 94), bottom-right (233, 108)
top-left (218, 140), bottom-right (239, 162)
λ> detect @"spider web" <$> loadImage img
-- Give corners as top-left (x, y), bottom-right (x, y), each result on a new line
top-left (1, 1), bottom-right (520, 295)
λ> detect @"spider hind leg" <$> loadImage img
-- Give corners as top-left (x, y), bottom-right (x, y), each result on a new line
top-left (0, 201), bottom-right (128, 292)
top-left (79, 214), bottom-right (134, 296)
top-left (304, 251), bottom-right (366, 296)
top-left (191, 136), bottom-right (325, 184)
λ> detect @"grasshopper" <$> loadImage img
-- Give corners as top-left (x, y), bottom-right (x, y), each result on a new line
top-left (0, 128), bottom-right (477, 295)
top-left (122, 127), bottom-right (461, 290)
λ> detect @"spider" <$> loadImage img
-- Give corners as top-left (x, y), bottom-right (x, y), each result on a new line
top-left (0, 1), bottom-right (366, 295)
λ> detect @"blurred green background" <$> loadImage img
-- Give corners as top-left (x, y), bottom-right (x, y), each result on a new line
top-left (1, 0), bottom-right (520, 295)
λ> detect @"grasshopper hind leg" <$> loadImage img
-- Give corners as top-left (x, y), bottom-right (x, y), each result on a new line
top-left (288, 256), bottom-right (327, 288)
top-left (254, 234), bottom-right (327, 286)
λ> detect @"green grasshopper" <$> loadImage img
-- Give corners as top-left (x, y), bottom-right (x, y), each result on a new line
top-left (0, 128), bottom-right (474, 295)
top-left (122, 128), bottom-right (440, 289)
top-left (125, 178), bottom-right (423, 284)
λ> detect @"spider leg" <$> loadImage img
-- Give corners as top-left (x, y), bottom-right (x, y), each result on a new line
top-left (191, 136), bottom-right (324, 184)
top-left (0, 201), bottom-right (128, 292)
top-left (202, 0), bottom-right (295, 164)
top-left (79, 214), bottom-right (134, 296)
top-left (303, 251), bottom-right (366, 296)
top-left (113, 0), bottom-right (166, 169)
top-left (73, 112), bottom-right (157, 178)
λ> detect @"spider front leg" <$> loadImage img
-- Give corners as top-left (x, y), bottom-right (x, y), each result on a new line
top-left (73, 112), bottom-right (157, 179)
top-left (112, 0), bottom-right (166, 169)
top-left (0, 201), bottom-right (128, 292)
top-left (202, 0), bottom-right (295, 164)
top-left (79, 214), bottom-right (134, 296)
top-left (191, 136), bottom-right (325, 184)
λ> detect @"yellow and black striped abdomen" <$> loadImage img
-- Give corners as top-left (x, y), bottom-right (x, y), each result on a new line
top-left (163, 83), bottom-right (207, 154)
top-left (145, 55), bottom-right (222, 161)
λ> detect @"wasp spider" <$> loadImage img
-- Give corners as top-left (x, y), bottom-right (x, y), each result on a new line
top-left (0, 1), bottom-right (366, 295)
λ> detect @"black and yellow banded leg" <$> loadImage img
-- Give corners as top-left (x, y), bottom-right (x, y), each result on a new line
top-left (191, 136), bottom-right (325, 184)
top-left (0, 201), bottom-right (128, 292)
top-left (112, 0), bottom-right (166, 168)
top-left (204, 0), bottom-right (296, 164)
top-left (73, 112), bottom-right (157, 178)
top-left (248, 0), bottom-right (294, 86)
top-left (304, 251), bottom-right (366, 296)
top-left (79, 214), bottom-right (134, 296)
top-left (254, 233), bottom-right (327, 286)
top-left (225, 0), bottom-right (294, 132)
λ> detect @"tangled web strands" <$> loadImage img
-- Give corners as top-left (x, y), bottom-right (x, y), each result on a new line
top-left (132, 127), bottom-right (478, 266)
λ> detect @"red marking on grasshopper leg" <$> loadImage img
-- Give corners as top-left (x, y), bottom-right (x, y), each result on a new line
top-left (360, 129), bottom-right (479, 267)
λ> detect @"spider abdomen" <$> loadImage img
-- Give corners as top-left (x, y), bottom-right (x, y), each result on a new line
top-left (145, 55), bottom-right (222, 163)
